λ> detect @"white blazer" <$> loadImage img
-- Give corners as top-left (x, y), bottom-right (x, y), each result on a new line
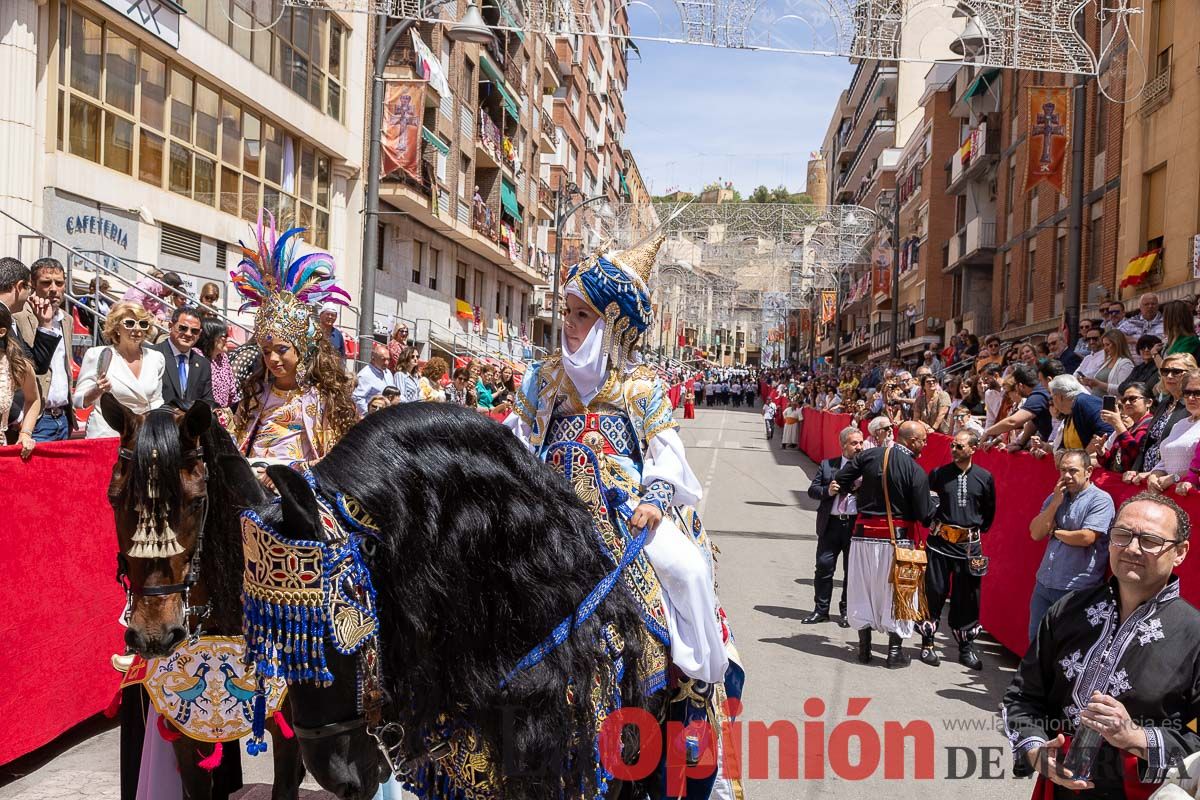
top-left (73, 345), bottom-right (166, 438)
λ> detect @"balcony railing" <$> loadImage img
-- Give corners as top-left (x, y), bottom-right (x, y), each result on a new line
top-left (503, 57), bottom-right (527, 96)
top-left (472, 195), bottom-right (497, 241)
top-left (538, 178), bottom-right (553, 208)
top-left (478, 113), bottom-right (502, 163)
top-left (948, 218), bottom-right (997, 266)
top-left (1140, 64), bottom-right (1171, 115)
top-left (853, 63), bottom-right (898, 126)
top-left (947, 121), bottom-right (1000, 189)
top-left (539, 112), bottom-right (558, 146)
top-left (840, 112), bottom-right (896, 188)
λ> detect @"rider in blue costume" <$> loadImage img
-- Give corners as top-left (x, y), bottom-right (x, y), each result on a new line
top-left (505, 232), bottom-right (744, 798)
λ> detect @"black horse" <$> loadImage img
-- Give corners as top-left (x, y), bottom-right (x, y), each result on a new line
top-left (101, 396), bottom-right (304, 800)
top-left (253, 401), bottom-right (663, 800)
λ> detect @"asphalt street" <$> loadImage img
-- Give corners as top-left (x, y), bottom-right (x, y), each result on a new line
top-left (0, 405), bottom-right (1028, 800)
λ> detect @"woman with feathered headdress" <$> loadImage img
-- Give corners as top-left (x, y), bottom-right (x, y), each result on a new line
top-left (227, 212), bottom-right (356, 479)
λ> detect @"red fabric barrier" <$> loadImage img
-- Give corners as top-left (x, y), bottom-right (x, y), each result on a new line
top-left (799, 410), bottom-right (1200, 657)
top-left (0, 438), bottom-right (124, 765)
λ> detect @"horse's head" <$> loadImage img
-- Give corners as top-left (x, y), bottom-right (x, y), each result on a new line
top-left (104, 395), bottom-right (212, 657)
top-left (243, 465), bottom-right (385, 800)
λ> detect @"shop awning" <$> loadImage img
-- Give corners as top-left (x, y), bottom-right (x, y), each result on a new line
top-left (501, 179), bottom-right (520, 219)
top-left (963, 69), bottom-right (1000, 100)
top-left (479, 54), bottom-right (520, 120)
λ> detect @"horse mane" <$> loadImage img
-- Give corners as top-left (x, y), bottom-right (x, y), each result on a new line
top-left (198, 417), bottom-right (266, 633)
top-left (276, 403), bottom-right (651, 797)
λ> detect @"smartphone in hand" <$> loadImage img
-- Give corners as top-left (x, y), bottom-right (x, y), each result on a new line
top-left (1102, 395), bottom-right (1117, 413)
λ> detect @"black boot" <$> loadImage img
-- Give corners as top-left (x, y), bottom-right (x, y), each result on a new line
top-left (959, 641), bottom-right (983, 671)
top-left (919, 633), bottom-right (940, 666)
top-left (856, 628), bottom-right (872, 664)
top-left (886, 633), bottom-right (910, 668)
top-left (801, 610), bottom-right (830, 625)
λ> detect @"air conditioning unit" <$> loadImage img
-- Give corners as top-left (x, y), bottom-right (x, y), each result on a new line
top-left (926, 316), bottom-right (943, 329)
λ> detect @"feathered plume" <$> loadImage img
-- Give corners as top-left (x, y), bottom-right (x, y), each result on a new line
top-left (231, 210), bottom-right (349, 313)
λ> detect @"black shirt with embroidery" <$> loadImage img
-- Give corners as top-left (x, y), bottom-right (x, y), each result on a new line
top-left (833, 444), bottom-right (936, 525)
top-left (1002, 576), bottom-right (1200, 797)
top-left (927, 462), bottom-right (996, 559)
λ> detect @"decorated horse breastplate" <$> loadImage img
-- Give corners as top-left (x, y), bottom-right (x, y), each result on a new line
top-left (544, 413), bottom-right (640, 460)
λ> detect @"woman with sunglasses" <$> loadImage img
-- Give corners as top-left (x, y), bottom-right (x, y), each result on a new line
top-left (72, 301), bottom-right (165, 438)
top-left (1092, 382), bottom-right (1154, 473)
top-left (1145, 370), bottom-right (1200, 494)
top-left (1125, 353), bottom-right (1198, 484)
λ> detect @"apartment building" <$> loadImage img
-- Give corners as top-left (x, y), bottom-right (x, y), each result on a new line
top-left (990, 12), bottom-right (1125, 339)
top-left (0, 0), bottom-right (367, 330)
top-left (1115, 0), bottom-right (1200, 301)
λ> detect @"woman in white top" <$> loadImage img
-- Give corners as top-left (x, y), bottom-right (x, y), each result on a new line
top-left (73, 301), bottom-right (166, 438)
top-left (1076, 328), bottom-right (1134, 397)
top-left (1145, 370), bottom-right (1200, 494)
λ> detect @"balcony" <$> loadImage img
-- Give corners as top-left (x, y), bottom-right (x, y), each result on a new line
top-left (477, 113), bottom-right (502, 168)
top-left (853, 63), bottom-right (898, 127)
top-left (1140, 64), bottom-right (1171, 117)
top-left (946, 217), bottom-right (997, 270)
top-left (538, 110), bottom-right (558, 151)
top-left (537, 179), bottom-right (554, 220)
top-left (503, 57), bottom-right (527, 97)
top-left (839, 112), bottom-right (896, 190)
top-left (946, 121), bottom-right (1000, 194)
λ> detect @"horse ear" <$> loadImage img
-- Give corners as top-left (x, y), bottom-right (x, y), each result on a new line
top-left (99, 393), bottom-right (134, 438)
top-left (180, 400), bottom-right (212, 441)
top-left (269, 466), bottom-right (322, 541)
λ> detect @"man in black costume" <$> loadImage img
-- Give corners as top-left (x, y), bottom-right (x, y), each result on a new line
top-left (1003, 493), bottom-right (1200, 797)
top-left (803, 425), bottom-right (863, 627)
top-left (835, 420), bottom-right (936, 668)
top-left (918, 429), bottom-right (996, 670)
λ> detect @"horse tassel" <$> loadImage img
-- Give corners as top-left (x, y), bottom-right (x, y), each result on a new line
top-left (198, 741), bottom-right (223, 771)
top-left (272, 711), bottom-right (294, 739)
top-left (156, 715), bottom-right (182, 742)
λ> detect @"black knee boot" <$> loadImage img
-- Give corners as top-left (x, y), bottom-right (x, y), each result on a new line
top-left (919, 633), bottom-right (940, 666)
top-left (856, 628), bottom-right (872, 664)
top-left (886, 633), bottom-right (910, 668)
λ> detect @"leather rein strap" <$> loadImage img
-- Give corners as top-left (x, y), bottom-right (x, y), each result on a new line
top-left (882, 446), bottom-right (897, 544)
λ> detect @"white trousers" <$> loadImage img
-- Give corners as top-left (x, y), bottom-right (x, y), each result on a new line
top-left (846, 538), bottom-right (915, 639)
top-left (641, 509), bottom-right (729, 684)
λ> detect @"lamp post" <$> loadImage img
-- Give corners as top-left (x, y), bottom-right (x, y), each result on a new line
top-left (548, 181), bottom-right (609, 349)
top-left (358, 3), bottom-right (495, 349)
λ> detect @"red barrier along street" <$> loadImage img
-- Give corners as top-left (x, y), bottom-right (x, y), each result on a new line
top-left (0, 437), bottom-right (124, 766)
top-left (798, 409), bottom-right (1200, 656)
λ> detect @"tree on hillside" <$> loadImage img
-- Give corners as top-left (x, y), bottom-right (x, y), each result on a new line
top-left (749, 185), bottom-right (771, 203)
top-left (745, 185), bottom-right (814, 205)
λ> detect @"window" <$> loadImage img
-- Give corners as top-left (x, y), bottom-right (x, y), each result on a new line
top-left (495, 281), bottom-right (502, 314)
top-left (1002, 253), bottom-right (1013, 311)
top-left (459, 155), bottom-right (470, 199)
top-left (1025, 242), bottom-right (1037, 304)
top-left (520, 291), bottom-right (528, 325)
top-left (504, 285), bottom-right (513, 321)
top-left (1144, 165), bottom-right (1167, 251)
top-left (473, 270), bottom-right (484, 304)
top-left (455, 261), bottom-right (468, 300)
top-left (1151, 0), bottom-right (1173, 75)
top-left (1007, 162), bottom-right (1017, 214)
top-left (428, 246), bottom-right (440, 290)
top-left (56, 3), bottom-right (336, 246)
top-left (1054, 231), bottom-right (1066, 289)
top-left (1094, 89), bottom-right (1107, 155)
top-left (413, 240), bottom-right (425, 284)
top-left (1088, 206), bottom-right (1104, 281)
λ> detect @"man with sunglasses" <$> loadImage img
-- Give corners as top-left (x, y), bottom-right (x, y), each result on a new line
top-left (13, 258), bottom-right (76, 441)
top-left (1003, 493), bottom-right (1200, 795)
top-left (975, 335), bottom-right (1004, 373)
top-left (154, 305), bottom-right (214, 409)
top-left (1103, 301), bottom-right (1126, 329)
top-left (918, 429), bottom-right (995, 670)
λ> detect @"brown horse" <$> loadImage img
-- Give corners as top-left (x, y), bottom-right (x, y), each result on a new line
top-left (101, 395), bottom-right (304, 800)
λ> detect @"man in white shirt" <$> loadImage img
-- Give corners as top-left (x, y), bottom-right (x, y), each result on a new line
top-left (762, 397), bottom-right (777, 440)
top-left (13, 258), bottom-right (74, 441)
top-left (1073, 328), bottom-right (1106, 382)
top-left (352, 343), bottom-right (395, 416)
top-left (1118, 293), bottom-right (1164, 360)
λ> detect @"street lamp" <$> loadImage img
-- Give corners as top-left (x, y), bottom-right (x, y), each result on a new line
top-left (358, 3), bottom-right (497, 348)
top-left (548, 181), bottom-right (610, 348)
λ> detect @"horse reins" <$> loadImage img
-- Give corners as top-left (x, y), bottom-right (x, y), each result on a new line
top-left (115, 445), bottom-right (212, 636)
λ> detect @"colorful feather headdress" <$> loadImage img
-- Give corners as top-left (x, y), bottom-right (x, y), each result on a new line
top-left (231, 211), bottom-right (349, 363)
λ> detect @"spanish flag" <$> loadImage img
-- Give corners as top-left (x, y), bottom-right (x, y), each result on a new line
top-left (455, 299), bottom-right (473, 320)
top-left (1119, 248), bottom-right (1162, 288)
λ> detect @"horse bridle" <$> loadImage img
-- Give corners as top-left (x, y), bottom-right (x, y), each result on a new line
top-left (114, 445), bottom-right (212, 637)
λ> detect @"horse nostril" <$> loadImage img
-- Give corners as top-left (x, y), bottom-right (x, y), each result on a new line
top-left (125, 627), bottom-right (146, 654)
top-left (163, 626), bottom-right (187, 652)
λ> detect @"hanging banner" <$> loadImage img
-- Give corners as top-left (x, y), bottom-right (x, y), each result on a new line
top-left (1025, 87), bottom-right (1071, 195)
top-left (381, 81), bottom-right (425, 180)
top-left (871, 232), bottom-right (892, 297)
top-left (820, 290), bottom-right (837, 324)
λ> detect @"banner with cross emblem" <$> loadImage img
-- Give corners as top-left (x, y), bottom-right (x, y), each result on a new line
top-left (1024, 87), bottom-right (1071, 196)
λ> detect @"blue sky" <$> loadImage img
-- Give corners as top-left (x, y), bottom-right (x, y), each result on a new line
top-left (623, 41), bottom-right (853, 197)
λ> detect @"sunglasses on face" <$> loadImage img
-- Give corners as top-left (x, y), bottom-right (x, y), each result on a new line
top-left (1086, 336), bottom-right (1102, 342)
top-left (951, 442), bottom-right (973, 450)
top-left (175, 325), bottom-right (201, 336)
top-left (1110, 526), bottom-right (1180, 555)
top-left (1120, 395), bottom-right (1146, 404)
top-left (1184, 389), bottom-right (1200, 399)
top-left (1162, 368), bottom-right (1187, 377)
top-left (121, 318), bottom-right (151, 330)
